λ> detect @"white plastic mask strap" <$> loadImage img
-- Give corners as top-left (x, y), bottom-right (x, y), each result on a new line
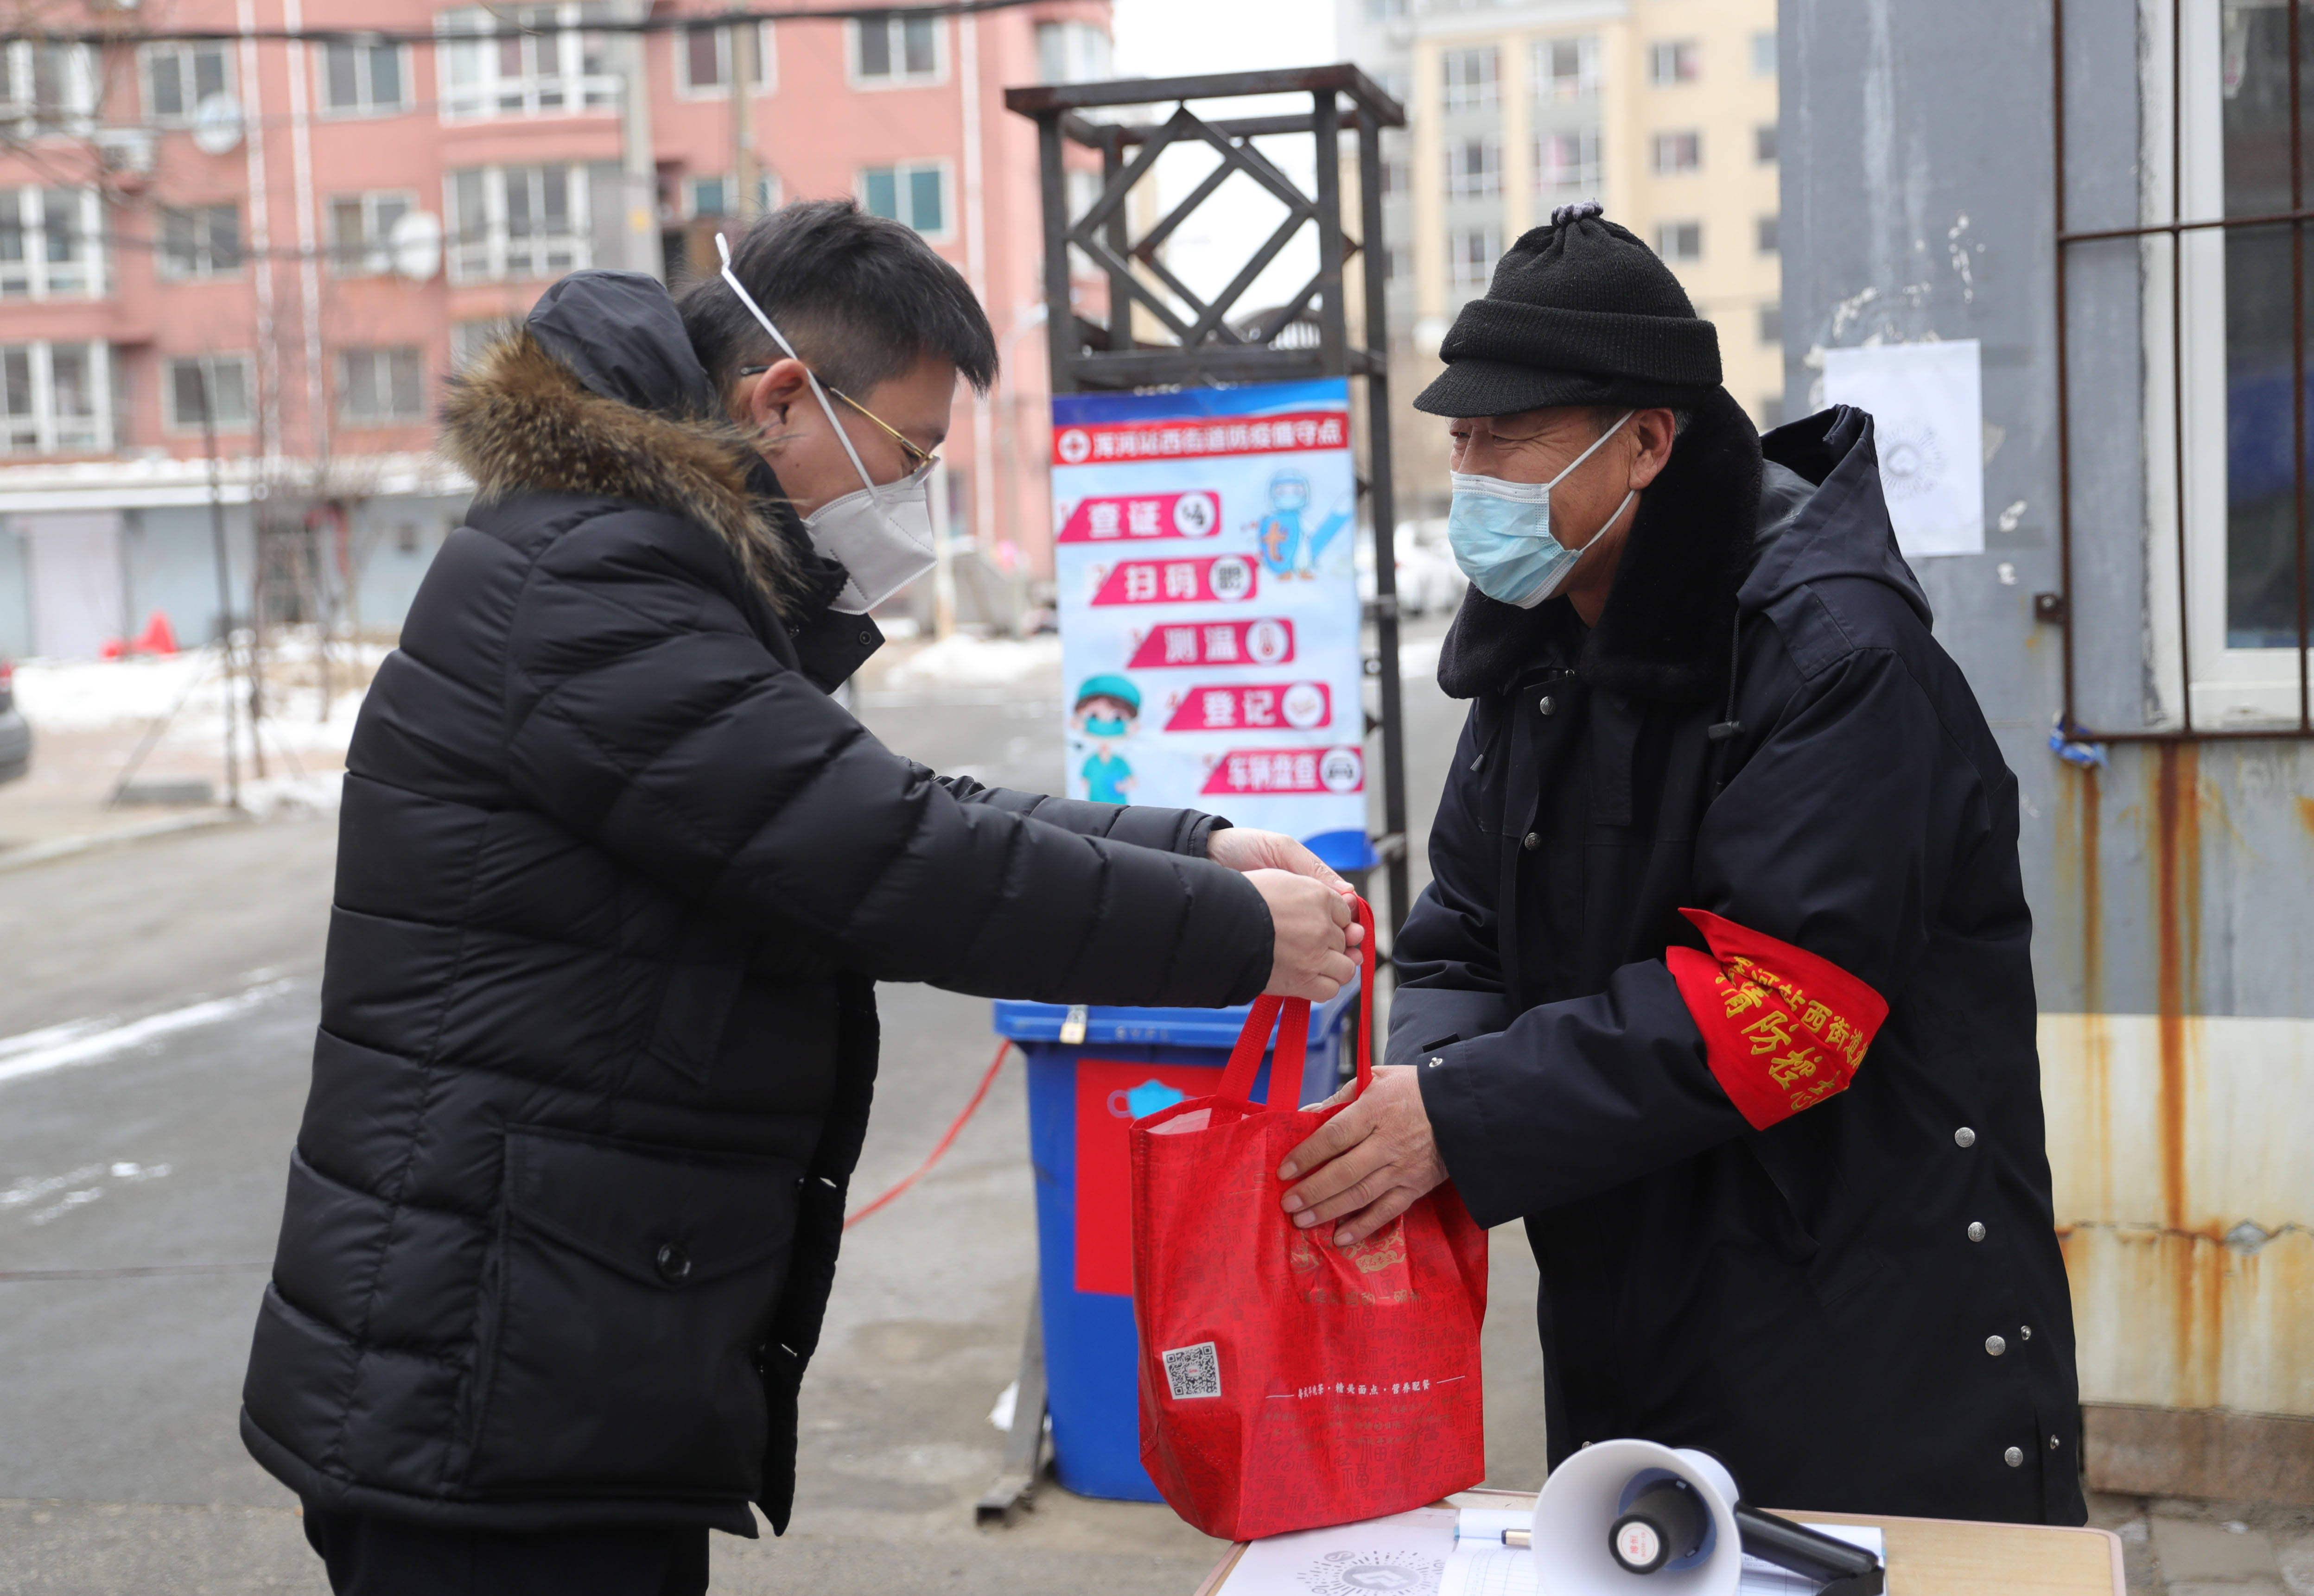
top-left (1545, 409), bottom-right (1637, 490)
top-left (716, 232), bottom-right (880, 496)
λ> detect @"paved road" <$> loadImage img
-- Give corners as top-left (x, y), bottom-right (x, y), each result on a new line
top-left (0, 618), bottom-right (1553, 1595)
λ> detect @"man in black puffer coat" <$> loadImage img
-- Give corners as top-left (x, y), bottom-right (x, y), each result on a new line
top-left (241, 202), bottom-right (1358, 1594)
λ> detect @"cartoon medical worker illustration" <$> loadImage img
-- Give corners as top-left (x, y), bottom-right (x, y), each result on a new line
top-left (1073, 673), bottom-right (1141, 804)
top-left (1248, 469), bottom-right (1353, 580)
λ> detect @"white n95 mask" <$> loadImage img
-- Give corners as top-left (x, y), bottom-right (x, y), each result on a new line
top-left (1446, 409), bottom-right (1636, 609)
top-left (716, 234), bottom-right (937, 614)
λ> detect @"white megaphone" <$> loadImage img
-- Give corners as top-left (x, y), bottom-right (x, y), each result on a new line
top-left (1525, 1438), bottom-right (1884, 1596)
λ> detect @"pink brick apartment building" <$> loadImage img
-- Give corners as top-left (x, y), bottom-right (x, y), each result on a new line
top-left (0, 0), bottom-right (1112, 658)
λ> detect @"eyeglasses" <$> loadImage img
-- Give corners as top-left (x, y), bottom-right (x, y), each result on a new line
top-left (738, 365), bottom-right (939, 473)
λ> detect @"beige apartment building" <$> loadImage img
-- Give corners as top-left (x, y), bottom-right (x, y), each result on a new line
top-left (1339, 0), bottom-right (1782, 519)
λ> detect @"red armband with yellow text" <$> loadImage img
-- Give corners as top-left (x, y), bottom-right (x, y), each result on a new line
top-left (1665, 908), bottom-right (1891, 1131)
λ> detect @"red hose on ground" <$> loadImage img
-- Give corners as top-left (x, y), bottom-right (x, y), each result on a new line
top-left (842, 1039), bottom-right (1013, 1230)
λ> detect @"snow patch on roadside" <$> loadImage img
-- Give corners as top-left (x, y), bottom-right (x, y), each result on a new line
top-left (0, 978), bottom-right (296, 1088)
top-left (877, 633), bottom-right (1062, 691)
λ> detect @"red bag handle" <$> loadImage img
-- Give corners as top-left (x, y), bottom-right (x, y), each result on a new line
top-left (1218, 893), bottom-right (1375, 1110)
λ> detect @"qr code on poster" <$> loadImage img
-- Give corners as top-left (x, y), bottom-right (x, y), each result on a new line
top-left (1162, 1341), bottom-right (1221, 1400)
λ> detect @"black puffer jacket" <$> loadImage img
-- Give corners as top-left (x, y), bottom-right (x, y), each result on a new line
top-left (240, 272), bottom-right (1271, 1536)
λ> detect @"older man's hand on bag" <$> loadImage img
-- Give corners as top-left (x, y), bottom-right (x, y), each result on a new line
top-left (1275, 1064), bottom-right (1447, 1247)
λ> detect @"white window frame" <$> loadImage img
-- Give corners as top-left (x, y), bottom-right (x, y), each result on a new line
top-left (451, 318), bottom-right (512, 370)
top-left (163, 353), bottom-right (255, 434)
top-left (1650, 129), bottom-right (1702, 174)
top-left (1535, 127), bottom-right (1602, 194)
top-left (316, 38), bottom-right (412, 117)
top-left (1647, 40), bottom-right (1700, 86)
top-left (1536, 36), bottom-right (1600, 101)
top-left (1655, 219), bottom-right (1702, 261)
top-left (335, 346), bottom-right (426, 427)
top-left (141, 42), bottom-right (232, 126)
top-left (0, 186), bottom-right (102, 300)
top-left (1033, 19), bottom-right (1112, 85)
top-left (1444, 137), bottom-right (1502, 200)
top-left (848, 13), bottom-right (946, 89)
top-left (157, 203), bottom-right (242, 281)
top-left (2145, 0), bottom-right (2308, 724)
top-left (1441, 46), bottom-right (1498, 112)
top-left (437, 4), bottom-right (619, 122)
top-left (445, 163), bottom-right (594, 283)
top-left (857, 159), bottom-right (953, 241)
top-left (1448, 226), bottom-right (1501, 294)
top-left (328, 190), bottom-right (416, 277)
top-left (0, 42), bottom-right (99, 138)
top-left (0, 340), bottom-right (111, 455)
top-left (675, 20), bottom-right (774, 100)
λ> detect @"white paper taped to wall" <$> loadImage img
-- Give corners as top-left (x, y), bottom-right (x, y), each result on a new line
top-left (1822, 338), bottom-right (1985, 558)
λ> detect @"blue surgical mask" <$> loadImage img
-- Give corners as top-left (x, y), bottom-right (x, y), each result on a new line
top-left (1084, 716), bottom-right (1128, 738)
top-left (1447, 410), bottom-right (1637, 609)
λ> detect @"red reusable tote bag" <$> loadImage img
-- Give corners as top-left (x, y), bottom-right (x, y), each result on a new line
top-left (1129, 898), bottom-right (1489, 1542)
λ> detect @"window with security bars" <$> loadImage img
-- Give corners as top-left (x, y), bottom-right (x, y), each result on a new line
top-left (0, 341), bottom-right (108, 454)
top-left (438, 4), bottom-right (617, 120)
top-left (852, 13), bottom-right (941, 84)
top-left (144, 44), bottom-right (229, 123)
top-left (159, 205), bottom-right (242, 279)
top-left (860, 162), bottom-right (947, 237)
top-left (0, 188), bottom-right (100, 298)
top-left (1651, 131), bottom-right (1702, 173)
top-left (320, 40), bottom-right (407, 114)
top-left (0, 43), bottom-right (97, 134)
top-left (329, 192), bottom-right (413, 276)
top-left (1538, 37), bottom-right (1600, 101)
top-left (679, 22), bottom-right (770, 95)
top-left (1445, 139), bottom-right (1501, 200)
top-left (165, 355), bottom-right (253, 433)
top-left (446, 164), bottom-right (593, 282)
top-left (1536, 129), bottom-right (1602, 193)
top-left (1441, 47), bottom-right (1498, 111)
top-left (337, 348), bottom-right (425, 425)
top-left (1449, 227), bottom-right (1501, 293)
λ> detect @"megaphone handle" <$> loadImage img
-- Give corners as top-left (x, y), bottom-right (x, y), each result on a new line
top-left (1732, 1504), bottom-right (1885, 1595)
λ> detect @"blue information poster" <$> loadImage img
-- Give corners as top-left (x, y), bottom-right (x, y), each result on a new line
top-left (1050, 378), bottom-right (1370, 871)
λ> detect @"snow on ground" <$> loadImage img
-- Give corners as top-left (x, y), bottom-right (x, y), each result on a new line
top-left (10, 636), bottom-right (385, 757)
top-left (875, 632), bottom-right (1062, 691)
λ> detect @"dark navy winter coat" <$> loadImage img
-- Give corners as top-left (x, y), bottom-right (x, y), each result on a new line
top-left (239, 273), bottom-right (1272, 1537)
top-left (1388, 394), bottom-right (2085, 1524)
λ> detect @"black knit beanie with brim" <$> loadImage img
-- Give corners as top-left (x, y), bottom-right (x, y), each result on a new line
top-left (1414, 202), bottom-right (1723, 418)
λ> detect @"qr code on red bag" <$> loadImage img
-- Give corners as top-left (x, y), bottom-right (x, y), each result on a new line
top-left (1162, 1341), bottom-right (1221, 1400)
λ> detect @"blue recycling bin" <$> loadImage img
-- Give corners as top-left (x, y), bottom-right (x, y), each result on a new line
top-left (992, 987), bottom-right (1361, 1501)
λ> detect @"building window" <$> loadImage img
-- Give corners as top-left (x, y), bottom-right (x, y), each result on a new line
top-left (852, 13), bottom-right (942, 85)
top-left (0, 44), bottom-right (98, 135)
top-left (1536, 129), bottom-right (1602, 193)
top-left (0, 341), bottom-right (109, 454)
top-left (446, 164), bottom-right (594, 282)
top-left (1537, 36), bottom-right (1600, 101)
top-left (165, 354), bottom-right (253, 433)
top-left (438, 4), bottom-right (617, 120)
top-left (1445, 138), bottom-right (1501, 200)
top-left (144, 44), bottom-right (229, 123)
top-left (678, 21), bottom-right (771, 95)
top-left (0, 187), bottom-right (100, 299)
top-left (1448, 226), bottom-right (1501, 292)
top-left (451, 319), bottom-right (511, 370)
top-left (1755, 123), bottom-right (1779, 164)
top-left (1366, 0), bottom-right (1408, 17)
top-left (1648, 41), bottom-right (1699, 85)
top-left (320, 40), bottom-right (408, 114)
top-left (687, 175), bottom-right (730, 217)
top-left (860, 162), bottom-right (948, 237)
top-left (1656, 221), bottom-right (1701, 261)
top-left (337, 347), bottom-right (425, 425)
top-left (1380, 158), bottom-right (1410, 196)
top-left (1441, 47), bottom-right (1498, 111)
top-left (1756, 214), bottom-right (1779, 255)
top-left (1758, 301), bottom-right (1781, 344)
top-left (158, 204), bottom-right (242, 279)
top-left (328, 192), bottom-right (413, 276)
top-left (1034, 20), bottom-right (1111, 84)
top-left (1383, 244), bottom-right (1410, 283)
top-left (1650, 131), bottom-right (1702, 174)
top-left (1753, 29), bottom-right (1778, 76)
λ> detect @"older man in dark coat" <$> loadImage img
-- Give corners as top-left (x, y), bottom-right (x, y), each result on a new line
top-left (1278, 205), bottom-right (2085, 1525)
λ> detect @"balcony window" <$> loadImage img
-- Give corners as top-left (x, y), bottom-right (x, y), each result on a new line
top-left (860, 162), bottom-right (948, 238)
top-left (0, 187), bottom-right (100, 298)
top-left (1449, 227), bottom-right (1501, 293)
top-left (1445, 138), bottom-right (1501, 200)
top-left (679, 21), bottom-right (771, 95)
top-left (159, 204), bottom-right (242, 279)
top-left (852, 13), bottom-right (941, 85)
top-left (329, 191), bottom-right (413, 276)
top-left (1651, 130), bottom-right (1702, 174)
top-left (439, 4), bottom-right (617, 120)
top-left (1648, 41), bottom-right (1699, 85)
top-left (1034, 21), bottom-right (1111, 84)
top-left (144, 44), bottom-right (229, 123)
top-left (0, 341), bottom-right (109, 454)
top-left (165, 355), bottom-right (254, 433)
top-left (1536, 129), bottom-right (1601, 193)
top-left (1656, 221), bottom-right (1701, 262)
top-left (0, 43), bottom-right (98, 135)
top-left (1442, 47), bottom-right (1498, 111)
top-left (1538, 36), bottom-right (1599, 101)
top-left (337, 347), bottom-right (426, 425)
top-left (447, 163), bottom-right (594, 282)
top-left (321, 41), bottom-right (407, 114)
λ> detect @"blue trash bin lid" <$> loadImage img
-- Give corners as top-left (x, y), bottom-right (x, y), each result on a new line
top-left (993, 981), bottom-right (1359, 1048)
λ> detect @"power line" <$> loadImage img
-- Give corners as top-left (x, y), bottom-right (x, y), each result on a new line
top-left (2, 0), bottom-right (1048, 49)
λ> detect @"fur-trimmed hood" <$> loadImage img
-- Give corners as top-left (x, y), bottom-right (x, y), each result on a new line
top-left (438, 271), bottom-right (832, 621)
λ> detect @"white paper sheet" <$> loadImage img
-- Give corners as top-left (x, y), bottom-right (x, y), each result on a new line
top-left (1821, 338), bottom-right (1985, 557)
top-left (1434, 1520), bottom-right (1885, 1596)
top-left (1217, 1507), bottom-right (1457, 1595)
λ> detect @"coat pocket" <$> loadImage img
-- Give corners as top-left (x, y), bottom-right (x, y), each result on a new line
top-left (464, 1125), bottom-right (799, 1499)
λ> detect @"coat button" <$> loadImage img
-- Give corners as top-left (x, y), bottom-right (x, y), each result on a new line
top-left (1954, 1126), bottom-right (1976, 1147)
top-left (1538, 695), bottom-right (1557, 716)
top-left (2049, 1433), bottom-right (2062, 1450)
top-left (857, 629), bottom-right (875, 646)
top-left (1985, 1334), bottom-right (2007, 1356)
top-left (1523, 832), bottom-right (1540, 851)
top-left (1427, 1056), bottom-right (1444, 1069)
top-left (655, 1242), bottom-right (692, 1284)
top-left (1967, 1221), bottom-right (1986, 1242)
top-left (2020, 1324), bottom-right (2032, 1341)
top-left (2004, 1446), bottom-right (2024, 1467)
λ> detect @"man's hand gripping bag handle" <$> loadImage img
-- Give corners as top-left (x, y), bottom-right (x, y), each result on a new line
top-left (1217, 896), bottom-right (1376, 1112)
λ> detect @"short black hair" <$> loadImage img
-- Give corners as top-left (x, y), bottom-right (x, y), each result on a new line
top-left (679, 198), bottom-right (998, 403)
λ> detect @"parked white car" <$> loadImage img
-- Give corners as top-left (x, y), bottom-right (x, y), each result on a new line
top-left (1356, 520), bottom-right (1467, 616)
